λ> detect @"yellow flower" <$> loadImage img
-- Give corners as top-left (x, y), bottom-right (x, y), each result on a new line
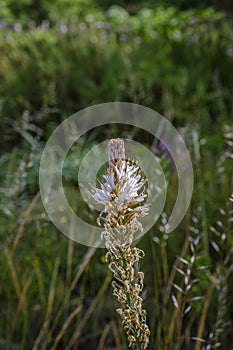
top-left (60, 216), bottom-right (68, 224)
top-left (100, 255), bottom-right (107, 263)
top-left (32, 256), bottom-right (40, 268)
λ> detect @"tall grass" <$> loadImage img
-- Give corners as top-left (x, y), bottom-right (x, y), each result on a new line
top-left (0, 122), bottom-right (232, 349)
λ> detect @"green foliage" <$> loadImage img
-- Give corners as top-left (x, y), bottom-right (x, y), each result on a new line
top-left (0, 6), bottom-right (232, 152)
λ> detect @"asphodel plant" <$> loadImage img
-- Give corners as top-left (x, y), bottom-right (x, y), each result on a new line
top-left (92, 138), bottom-right (150, 350)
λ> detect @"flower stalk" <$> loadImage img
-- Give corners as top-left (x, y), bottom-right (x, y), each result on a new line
top-left (92, 138), bottom-right (150, 349)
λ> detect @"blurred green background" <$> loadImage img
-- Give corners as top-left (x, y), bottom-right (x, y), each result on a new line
top-left (0, 0), bottom-right (232, 349)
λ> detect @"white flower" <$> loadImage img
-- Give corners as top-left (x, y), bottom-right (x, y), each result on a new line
top-left (93, 158), bottom-right (148, 226)
top-left (92, 139), bottom-right (150, 349)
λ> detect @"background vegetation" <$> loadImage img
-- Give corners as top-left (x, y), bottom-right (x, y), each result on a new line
top-left (0, 0), bottom-right (232, 349)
